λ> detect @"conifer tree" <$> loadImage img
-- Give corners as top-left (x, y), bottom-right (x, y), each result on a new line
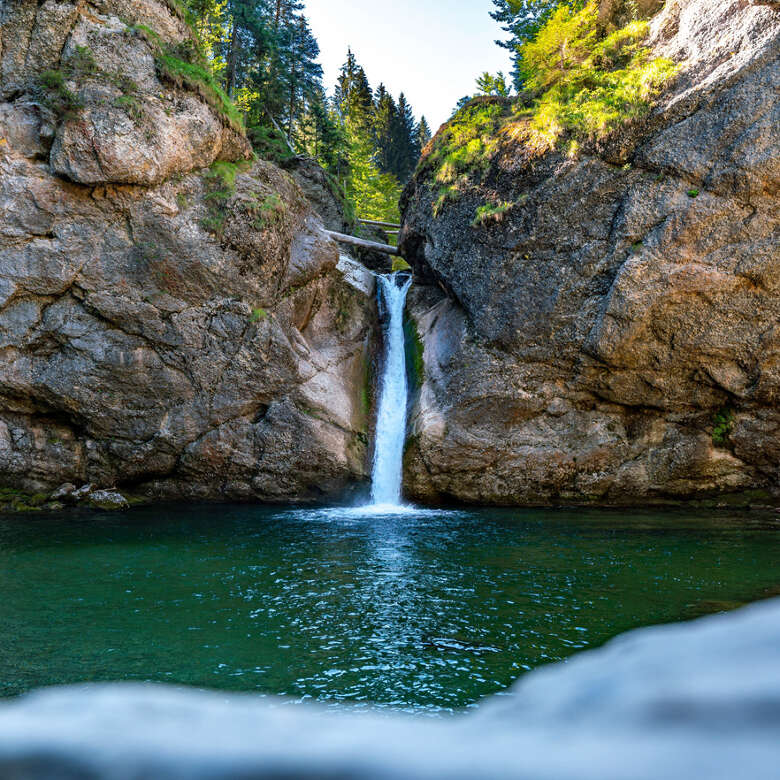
top-left (416, 116), bottom-right (432, 151)
top-left (392, 93), bottom-right (418, 183)
top-left (491, 1), bottom-right (579, 89)
top-left (335, 48), bottom-right (373, 128)
top-left (475, 71), bottom-right (510, 96)
top-left (372, 84), bottom-right (398, 175)
top-left (180, 7), bottom-right (425, 221)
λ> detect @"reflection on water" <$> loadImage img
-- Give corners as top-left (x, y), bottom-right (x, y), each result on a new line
top-left (0, 503), bottom-right (778, 713)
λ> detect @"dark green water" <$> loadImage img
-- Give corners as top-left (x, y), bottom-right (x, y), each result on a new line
top-left (1, 504), bottom-right (778, 713)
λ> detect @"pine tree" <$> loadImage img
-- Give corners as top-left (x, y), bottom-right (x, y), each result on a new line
top-left (391, 92), bottom-right (418, 183)
top-left (372, 84), bottom-right (398, 175)
top-left (335, 48), bottom-right (373, 129)
top-left (416, 116), bottom-right (432, 151)
top-left (283, 13), bottom-right (323, 136)
top-left (475, 71), bottom-right (510, 96)
top-left (298, 92), bottom-right (347, 174)
top-left (179, 9), bottom-right (420, 222)
top-left (491, 1), bottom-right (579, 89)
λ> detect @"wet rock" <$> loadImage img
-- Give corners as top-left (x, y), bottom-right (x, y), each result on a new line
top-left (400, 0), bottom-right (780, 507)
top-left (87, 489), bottom-right (129, 510)
top-left (71, 485), bottom-right (95, 501)
top-left (50, 483), bottom-right (76, 501)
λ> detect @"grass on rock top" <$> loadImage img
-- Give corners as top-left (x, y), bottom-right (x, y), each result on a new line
top-left (418, 1), bottom-right (678, 213)
top-left (130, 23), bottom-right (244, 133)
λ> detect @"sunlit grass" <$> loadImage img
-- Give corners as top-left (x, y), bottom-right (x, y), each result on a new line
top-left (419, 1), bottom-right (678, 211)
top-left (521, 2), bottom-right (678, 151)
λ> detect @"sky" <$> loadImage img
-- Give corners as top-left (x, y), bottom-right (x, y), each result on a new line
top-left (305, 0), bottom-right (513, 133)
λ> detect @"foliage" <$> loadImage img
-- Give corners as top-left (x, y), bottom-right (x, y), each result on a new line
top-left (113, 94), bottom-right (145, 123)
top-left (37, 69), bottom-right (83, 119)
top-left (476, 71), bottom-right (511, 97)
top-left (687, 187), bottom-right (699, 198)
top-left (201, 160), bottom-right (250, 235)
top-left (472, 200), bottom-right (514, 226)
top-left (343, 118), bottom-right (401, 222)
top-left (712, 406), bottom-right (735, 447)
top-left (251, 307), bottom-right (268, 321)
top-left (157, 51), bottom-right (245, 131)
top-left (418, 98), bottom-right (507, 213)
top-left (391, 257), bottom-right (412, 272)
top-left (491, 0), bottom-right (583, 89)
top-left (403, 313), bottom-right (425, 391)
top-left (248, 123), bottom-right (295, 164)
top-left (180, 4), bottom-right (424, 225)
top-left (36, 44), bottom-right (101, 119)
top-left (519, 3), bottom-right (678, 150)
top-left (417, 116), bottom-right (432, 151)
top-left (245, 191), bottom-right (287, 230)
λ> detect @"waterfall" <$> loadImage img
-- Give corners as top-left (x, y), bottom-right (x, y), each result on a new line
top-left (370, 272), bottom-right (413, 507)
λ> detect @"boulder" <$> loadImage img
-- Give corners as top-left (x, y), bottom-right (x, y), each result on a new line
top-left (87, 489), bottom-right (129, 510)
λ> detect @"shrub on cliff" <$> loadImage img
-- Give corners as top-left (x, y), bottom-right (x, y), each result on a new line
top-left (416, 97), bottom-right (509, 215)
top-left (418, 1), bottom-right (677, 212)
top-left (519, 1), bottom-right (678, 151)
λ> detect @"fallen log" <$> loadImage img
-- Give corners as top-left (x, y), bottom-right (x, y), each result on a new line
top-left (326, 230), bottom-right (400, 256)
top-left (357, 219), bottom-right (402, 229)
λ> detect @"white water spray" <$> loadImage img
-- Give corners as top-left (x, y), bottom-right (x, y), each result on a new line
top-left (370, 272), bottom-right (413, 507)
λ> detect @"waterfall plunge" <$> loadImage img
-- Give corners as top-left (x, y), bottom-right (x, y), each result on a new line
top-left (370, 272), bottom-right (413, 507)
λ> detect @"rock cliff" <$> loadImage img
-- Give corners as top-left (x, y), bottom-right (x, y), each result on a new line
top-left (0, 0), bottom-right (376, 502)
top-left (400, 0), bottom-right (780, 506)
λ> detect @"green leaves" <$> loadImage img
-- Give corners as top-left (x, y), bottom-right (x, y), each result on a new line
top-left (420, 98), bottom-right (506, 213)
top-left (519, 1), bottom-right (678, 150)
top-left (476, 72), bottom-right (511, 97)
top-left (712, 407), bottom-right (735, 447)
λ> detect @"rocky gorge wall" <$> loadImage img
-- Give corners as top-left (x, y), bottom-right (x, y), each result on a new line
top-left (0, 0), bottom-right (376, 504)
top-left (400, 0), bottom-right (780, 507)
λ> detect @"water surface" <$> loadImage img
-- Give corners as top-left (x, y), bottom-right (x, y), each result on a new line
top-left (1, 504), bottom-right (778, 713)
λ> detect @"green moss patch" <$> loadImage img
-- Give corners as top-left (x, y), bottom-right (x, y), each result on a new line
top-left (418, 97), bottom-right (508, 215)
top-left (248, 125), bottom-right (295, 165)
top-left (242, 192), bottom-right (287, 231)
top-left (404, 313), bottom-right (425, 392)
top-left (472, 200), bottom-right (513, 227)
top-left (36, 45), bottom-right (100, 120)
top-left (200, 160), bottom-right (252, 236)
top-left (712, 406), bottom-right (735, 447)
top-left (130, 24), bottom-right (244, 133)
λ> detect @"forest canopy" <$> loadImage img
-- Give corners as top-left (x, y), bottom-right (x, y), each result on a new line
top-left (181, 0), bottom-right (430, 223)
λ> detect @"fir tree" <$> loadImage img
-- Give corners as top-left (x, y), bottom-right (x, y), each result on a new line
top-left (476, 71), bottom-right (510, 96)
top-left (372, 84), bottom-right (398, 175)
top-left (416, 116), bottom-right (432, 151)
top-left (334, 48), bottom-right (373, 128)
top-left (491, 0), bottom-right (580, 89)
top-left (391, 92), bottom-right (418, 183)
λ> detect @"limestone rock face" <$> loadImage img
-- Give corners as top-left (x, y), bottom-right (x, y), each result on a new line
top-left (0, 1), bottom-right (376, 502)
top-left (283, 156), bottom-right (350, 233)
top-left (400, 0), bottom-right (780, 506)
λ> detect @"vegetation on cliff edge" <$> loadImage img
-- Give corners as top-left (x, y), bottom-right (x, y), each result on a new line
top-left (419, 1), bottom-right (677, 211)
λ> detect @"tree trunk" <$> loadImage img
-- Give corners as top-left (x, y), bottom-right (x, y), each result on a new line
top-left (225, 21), bottom-right (239, 98)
